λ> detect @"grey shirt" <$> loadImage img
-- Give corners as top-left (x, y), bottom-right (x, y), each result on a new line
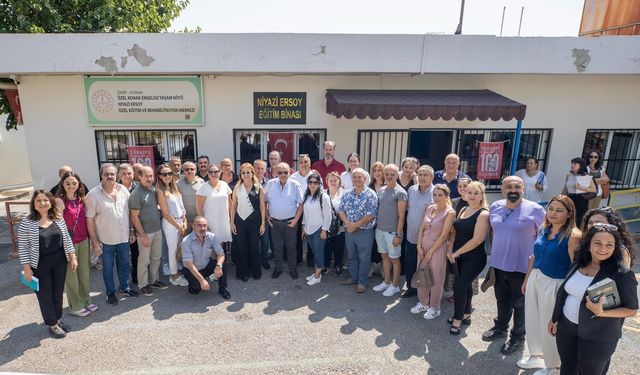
top-left (376, 184), bottom-right (408, 233)
top-left (181, 231), bottom-right (224, 270)
top-left (406, 184), bottom-right (435, 244)
top-left (128, 185), bottom-right (162, 234)
top-left (177, 176), bottom-right (204, 223)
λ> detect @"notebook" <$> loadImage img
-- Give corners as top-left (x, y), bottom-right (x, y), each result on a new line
top-left (20, 272), bottom-right (40, 292)
top-left (587, 277), bottom-right (620, 310)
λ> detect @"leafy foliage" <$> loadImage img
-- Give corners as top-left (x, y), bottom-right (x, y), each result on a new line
top-left (0, 0), bottom-right (190, 130)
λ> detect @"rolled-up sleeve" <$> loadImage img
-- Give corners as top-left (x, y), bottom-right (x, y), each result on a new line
top-left (181, 237), bottom-right (194, 266)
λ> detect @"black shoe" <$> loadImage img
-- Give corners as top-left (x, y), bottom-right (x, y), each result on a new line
top-left (57, 321), bottom-right (71, 333)
top-left (482, 327), bottom-right (507, 342)
top-left (334, 266), bottom-right (342, 276)
top-left (447, 316), bottom-right (472, 325)
top-left (271, 270), bottom-right (282, 279)
top-left (107, 293), bottom-right (118, 305)
top-left (140, 286), bottom-right (154, 296)
top-left (321, 267), bottom-right (330, 275)
top-left (400, 289), bottom-right (417, 298)
top-left (242, 276), bottom-right (249, 282)
top-left (49, 325), bottom-right (66, 339)
top-left (500, 339), bottom-right (525, 355)
top-left (290, 270), bottom-right (299, 280)
top-left (219, 288), bottom-right (231, 300)
top-left (261, 261), bottom-right (271, 270)
top-left (151, 280), bottom-right (169, 290)
top-left (119, 289), bottom-right (139, 298)
top-left (188, 288), bottom-right (200, 295)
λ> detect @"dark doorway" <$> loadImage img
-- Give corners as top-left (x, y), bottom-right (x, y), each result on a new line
top-left (408, 130), bottom-right (454, 170)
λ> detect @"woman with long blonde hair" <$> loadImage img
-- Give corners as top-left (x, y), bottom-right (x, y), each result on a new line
top-left (156, 164), bottom-right (188, 287)
top-left (230, 163), bottom-right (266, 281)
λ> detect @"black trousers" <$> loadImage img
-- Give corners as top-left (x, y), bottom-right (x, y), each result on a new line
top-left (271, 219), bottom-right (298, 272)
top-left (556, 315), bottom-right (617, 375)
top-left (568, 193), bottom-right (589, 228)
top-left (453, 253), bottom-right (486, 320)
top-left (33, 250), bottom-right (67, 326)
top-left (234, 213), bottom-right (261, 279)
top-left (324, 231), bottom-right (345, 268)
top-left (130, 241), bottom-right (139, 284)
top-left (181, 259), bottom-right (228, 294)
top-left (404, 242), bottom-right (418, 294)
top-left (493, 268), bottom-right (526, 341)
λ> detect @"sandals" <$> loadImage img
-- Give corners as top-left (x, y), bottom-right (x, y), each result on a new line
top-left (449, 325), bottom-right (461, 335)
top-left (447, 316), bottom-right (471, 325)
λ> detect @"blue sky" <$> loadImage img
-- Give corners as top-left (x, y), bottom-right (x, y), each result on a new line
top-left (171, 0), bottom-right (584, 36)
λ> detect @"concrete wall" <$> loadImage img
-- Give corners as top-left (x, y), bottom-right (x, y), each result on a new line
top-left (0, 115), bottom-right (32, 189)
top-left (17, 73), bottom-right (640, 200)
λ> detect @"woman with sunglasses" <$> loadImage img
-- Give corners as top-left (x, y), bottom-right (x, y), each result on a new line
top-left (446, 181), bottom-right (490, 335)
top-left (54, 172), bottom-right (97, 317)
top-left (230, 163), bottom-right (266, 281)
top-left (562, 157), bottom-right (596, 227)
top-left (302, 172), bottom-right (332, 286)
top-left (157, 164), bottom-right (188, 287)
top-left (549, 225), bottom-right (638, 375)
top-left (197, 163), bottom-right (233, 260)
top-left (582, 207), bottom-right (635, 268)
top-left (586, 150), bottom-right (610, 210)
top-left (517, 195), bottom-right (581, 373)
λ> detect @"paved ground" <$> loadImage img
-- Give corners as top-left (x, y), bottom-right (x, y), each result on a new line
top-left (1, 195), bottom-right (639, 375)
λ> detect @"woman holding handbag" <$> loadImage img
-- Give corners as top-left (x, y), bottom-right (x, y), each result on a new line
top-left (411, 184), bottom-right (455, 320)
top-left (446, 181), bottom-right (490, 335)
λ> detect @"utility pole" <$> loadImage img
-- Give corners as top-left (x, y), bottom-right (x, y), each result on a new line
top-left (455, 0), bottom-right (466, 35)
top-left (518, 6), bottom-right (524, 36)
top-left (500, 6), bottom-right (506, 37)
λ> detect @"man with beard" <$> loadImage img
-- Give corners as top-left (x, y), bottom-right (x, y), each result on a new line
top-left (311, 141), bottom-right (346, 186)
top-left (482, 176), bottom-right (545, 355)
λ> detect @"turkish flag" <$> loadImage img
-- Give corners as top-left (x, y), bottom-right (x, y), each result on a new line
top-left (4, 89), bottom-right (23, 125)
top-left (268, 132), bottom-right (295, 167)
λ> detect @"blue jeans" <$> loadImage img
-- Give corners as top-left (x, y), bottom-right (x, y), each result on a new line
top-left (260, 223), bottom-right (271, 263)
top-left (102, 242), bottom-right (131, 295)
top-left (306, 228), bottom-right (326, 269)
top-left (345, 228), bottom-right (374, 285)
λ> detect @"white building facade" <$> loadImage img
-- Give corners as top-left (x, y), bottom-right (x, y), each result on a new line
top-left (0, 33), bottom-right (639, 198)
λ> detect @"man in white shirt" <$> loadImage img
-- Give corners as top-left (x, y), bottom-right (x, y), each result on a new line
top-left (265, 163), bottom-right (304, 280)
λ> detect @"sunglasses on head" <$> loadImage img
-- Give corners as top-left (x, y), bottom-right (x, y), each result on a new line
top-left (592, 222), bottom-right (618, 232)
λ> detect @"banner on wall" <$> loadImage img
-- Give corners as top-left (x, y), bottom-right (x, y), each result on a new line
top-left (128, 146), bottom-right (155, 172)
top-left (83, 76), bottom-right (204, 126)
top-left (3, 89), bottom-right (23, 125)
top-left (268, 132), bottom-right (295, 167)
top-left (254, 92), bottom-right (306, 124)
top-left (477, 142), bottom-right (504, 180)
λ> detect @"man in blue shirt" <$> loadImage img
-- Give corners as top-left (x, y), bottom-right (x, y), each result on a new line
top-left (433, 153), bottom-right (470, 199)
top-left (181, 216), bottom-right (230, 299)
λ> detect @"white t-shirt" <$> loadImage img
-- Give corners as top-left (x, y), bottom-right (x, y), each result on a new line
top-left (196, 181), bottom-right (233, 242)
top-left (340, 170), bottom-right (371, 191)
top-left (562, 270), bottom-right (594, 324)
top-left (515, 169), bottom-right (547, 203)
top-left (302, 193), bottom-right (332, 235)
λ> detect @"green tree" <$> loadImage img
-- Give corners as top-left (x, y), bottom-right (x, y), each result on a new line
top-left (0, 0), bottom-right (190, 130)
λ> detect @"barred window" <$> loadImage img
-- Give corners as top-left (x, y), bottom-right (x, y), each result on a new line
top-left (582, 129), bottom-right (640, 189)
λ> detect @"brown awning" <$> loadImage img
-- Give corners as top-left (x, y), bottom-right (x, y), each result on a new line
top-left (326, 89), bottom-right (526, 121)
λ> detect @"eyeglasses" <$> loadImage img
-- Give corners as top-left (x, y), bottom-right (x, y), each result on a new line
top-left (208, 170), bottom-right (220, 175)
top-left (159, 172), bottom-right (173, 177)
top-left (278, 171), bottom-right (289, 175)
top-left (502, 208), bottom-right (514, 222)
top-left (308, 180), bottom-right (320, 185)
top-left (589, 155), bottom-right (599, 159)
top-left (592, 223), bottom-right (618, 232)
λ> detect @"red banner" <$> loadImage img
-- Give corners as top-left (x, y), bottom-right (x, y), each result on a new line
top-left (128, 146), bottom-right (155, 172)
top-left (477, 142), bottom-right (504, 180)
top-left (268, 132), bottom-right (295, 167)
top-left (4, 89), bottom-right (23, 125)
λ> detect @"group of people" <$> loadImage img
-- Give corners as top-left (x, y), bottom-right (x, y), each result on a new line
top-left (17, 142), bottom-right (637, 375)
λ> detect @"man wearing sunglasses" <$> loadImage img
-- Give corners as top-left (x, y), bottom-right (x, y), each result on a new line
top-left (484, 176), bottom-right (546, 355)
top-left (265, 163), bottom-right (304, 279)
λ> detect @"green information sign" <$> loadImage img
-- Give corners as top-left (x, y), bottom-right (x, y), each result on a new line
top-left (84, 76), bottom-right (204, 126)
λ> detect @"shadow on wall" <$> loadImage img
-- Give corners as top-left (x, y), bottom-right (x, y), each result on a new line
top-left (0, 119), bottom-right (33, 190)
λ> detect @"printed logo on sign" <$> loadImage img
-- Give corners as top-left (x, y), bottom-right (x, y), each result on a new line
top-left (91, 90), bottom-right (114, 113)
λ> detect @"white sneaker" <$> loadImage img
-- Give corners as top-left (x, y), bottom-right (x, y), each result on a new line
top-left (209, 273), bottom-right (218, 282)
top-left (306, 275), bottom-right (321, 286)
top-left (170, 274), bottom-right (189, 287)
top-left (533, 368), bottom-right (559, 375)
top-left (306, 273), bottom-right (316, 281)
top-left (162, 263), bottom-right (170, 276)
top-left (423, 307), bottom-right (441, 320)
top-left (517, 356), bottom-right (546, 370)
top-left (382, 285), bottom-right (401, 297)
top-left (410, 302), bottom-right (429, 314)
top-left (373, 281), bottom-right (390, 292)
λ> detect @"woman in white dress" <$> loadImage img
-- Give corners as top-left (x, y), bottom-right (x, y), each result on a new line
top-left (156, 164), bottom-right (188, 287)
top-left (196, 163), bottom-right (233, 249)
